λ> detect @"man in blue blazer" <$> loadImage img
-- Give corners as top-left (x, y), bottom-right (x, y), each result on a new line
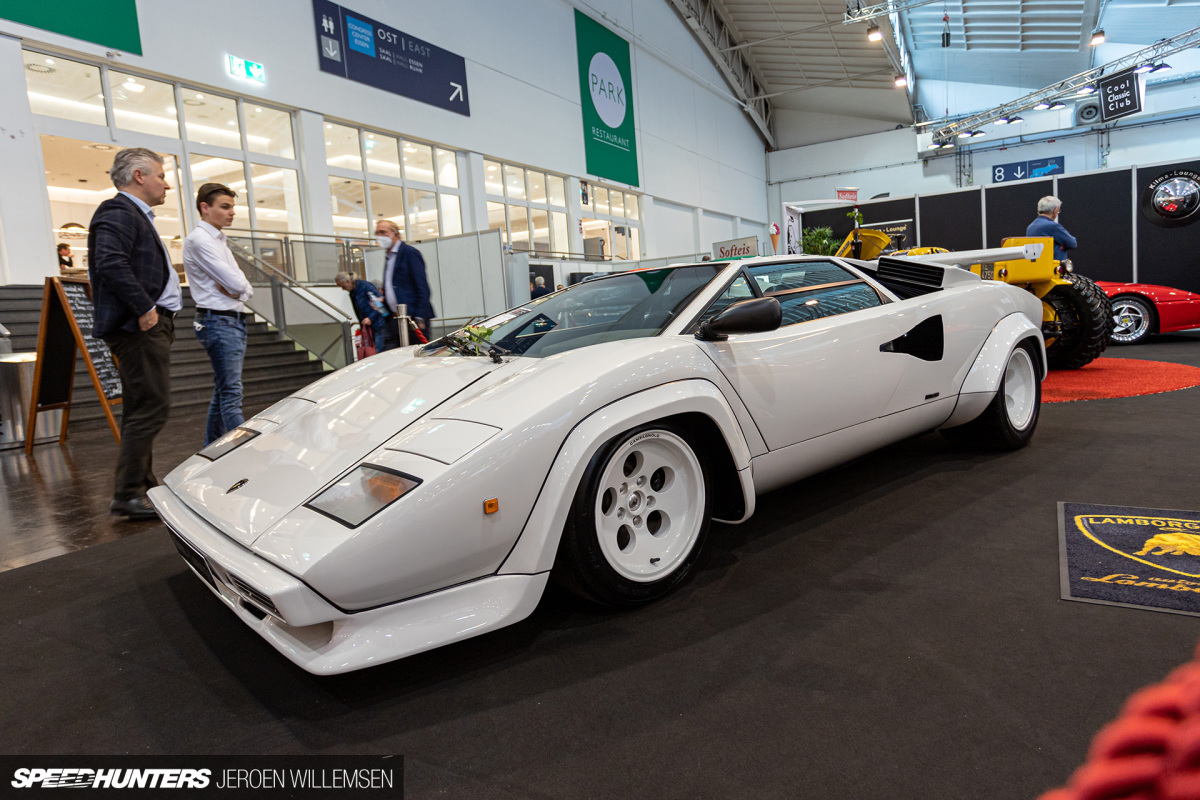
top-left (1026, 196), bottom-right (1078, 262)
top-left (374, 219), bottom-right (435, 347)
top-left (88, 148), bottom-right (182, 520)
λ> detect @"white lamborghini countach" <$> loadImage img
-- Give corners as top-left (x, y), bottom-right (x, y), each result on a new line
top-left (150, 247), bottom-right (1046, 674)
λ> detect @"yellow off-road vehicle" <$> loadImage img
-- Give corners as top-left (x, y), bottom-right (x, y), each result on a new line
top-left (835, 229), bottom-right (1112, 370)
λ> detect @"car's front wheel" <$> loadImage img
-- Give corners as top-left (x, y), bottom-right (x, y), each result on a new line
top-left (554, 421), bottom-right (711, 607)
top-left (1110, 295), bottom-right (1156, 344)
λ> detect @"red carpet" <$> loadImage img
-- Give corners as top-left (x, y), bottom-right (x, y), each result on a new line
top-left (1044, 357), bottom-right (1200, 403)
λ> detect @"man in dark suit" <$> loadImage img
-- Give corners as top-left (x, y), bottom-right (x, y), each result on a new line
top-left (374, 219), bottom-right (435, 348)
top-left (88, 148), bottom-right (182, 520)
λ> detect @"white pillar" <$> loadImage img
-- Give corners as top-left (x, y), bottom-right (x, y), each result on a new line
top-left (0, 35), bottom-right (57, 286)
top-left (295, 109), bottom-right (334, 237)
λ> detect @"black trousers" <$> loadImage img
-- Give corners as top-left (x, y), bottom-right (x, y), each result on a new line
top-left (104, 316), bottom-right (174, 501)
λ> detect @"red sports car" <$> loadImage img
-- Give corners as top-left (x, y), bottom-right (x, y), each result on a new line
top-left (1097, 281), bottom-right (1200, 344)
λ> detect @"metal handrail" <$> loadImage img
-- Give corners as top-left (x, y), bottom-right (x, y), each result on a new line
top-left (228, 242), bottom-right (351, 321)
top-left (228, 241), bottom-right (356, 368)
top-left (224, 226), bottom-right (373, 245)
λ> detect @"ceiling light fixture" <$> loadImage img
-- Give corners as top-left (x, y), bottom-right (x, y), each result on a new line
top-left (995, 116), bottom-right (1010, 125)
top-left (867, 24), bottom-right (882, 42)
top-left (1077, 85), bottom-right (1097, 95)
top-left (1034, 101), bottom-right (1051, 110)
top-left (1134, 63), bottom-right (1155, 74)
top-left (958, 130), bottom-right (974, 139)
top-left (972, 130), bottom-right (987, 137)
top-left (1008, 115), bottom-right (1024, 123)
top-left (894, 74), bottom-right (908, 88)
top-left (1151, 61), bottom-right (1172, 72)
top-left (1049, 101), bottom-right (1067, 110)
top-left (1089, 29), bottom-right (1106, 46)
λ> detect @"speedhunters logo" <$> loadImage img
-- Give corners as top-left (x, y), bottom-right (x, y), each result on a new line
top-left (11, 769), bottom-right (210, 789)
top-left (1, 757), bottom-right (401, 797)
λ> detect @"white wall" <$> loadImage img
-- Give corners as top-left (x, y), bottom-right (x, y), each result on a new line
top-left (0, 0), bottom-right (769, 283)
top-left (768, 87), bottom-right (1200, 234)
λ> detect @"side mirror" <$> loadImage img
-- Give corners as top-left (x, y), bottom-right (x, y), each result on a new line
top-left (696, 296), bottom-right (782, 341)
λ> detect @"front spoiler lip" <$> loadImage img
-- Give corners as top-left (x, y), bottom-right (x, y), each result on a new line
top-left (148, 486), bottom-right (550, 675)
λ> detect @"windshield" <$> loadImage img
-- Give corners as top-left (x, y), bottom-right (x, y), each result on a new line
top-left (426, 265), bottom-right (720, 359)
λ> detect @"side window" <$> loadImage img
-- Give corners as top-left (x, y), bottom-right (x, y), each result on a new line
top-left (695, 275), bottom-right (755, 327)
top-left (748, 260), bottom-right (857, 293)
top-left (776, 284), bottom-right (882, 326)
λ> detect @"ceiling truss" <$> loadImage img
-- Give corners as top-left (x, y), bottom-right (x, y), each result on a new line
top-left (665, 0), bottom-right (777, 147)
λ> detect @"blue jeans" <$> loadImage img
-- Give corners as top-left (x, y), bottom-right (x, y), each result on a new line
top-left (194, 313), bottom-right (247, 446)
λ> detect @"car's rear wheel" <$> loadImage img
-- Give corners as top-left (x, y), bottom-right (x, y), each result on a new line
top-left (1110, 295), bottom-right (1156, 345)
top-left (1043, 274), bottom-right (1112, 369)
top-left (942, 339), bottom-right (1041, 450)
top-left (554, 421), bottom-right (711, 607)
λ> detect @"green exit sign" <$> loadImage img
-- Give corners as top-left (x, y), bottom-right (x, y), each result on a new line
top-left (227, 55), bottom-right (265, 83)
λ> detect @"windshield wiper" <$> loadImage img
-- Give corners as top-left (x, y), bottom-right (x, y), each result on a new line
top-left (443, 330), bottom-right (509, 362)
top-left (485, 342), bottom-right (510, 364)
top-left (441, 331), bottom-right (477, 357)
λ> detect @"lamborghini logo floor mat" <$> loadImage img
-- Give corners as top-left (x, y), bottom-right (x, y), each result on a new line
top-left (1058, 502), bottom-right (1200, 617)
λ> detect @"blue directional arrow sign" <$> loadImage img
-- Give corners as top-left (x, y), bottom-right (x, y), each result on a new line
top-left (993, 161), bottom-right (1029, 183)
top-left (993, 156), bottom-right (1065, 182)
top-left (313, 0), bottom-right (470, 116)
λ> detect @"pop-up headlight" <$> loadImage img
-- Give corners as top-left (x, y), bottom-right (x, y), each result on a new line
top-left (305, 465), bottom-right (421, 527)
top-left (197, 427), bottom-right (260, 461)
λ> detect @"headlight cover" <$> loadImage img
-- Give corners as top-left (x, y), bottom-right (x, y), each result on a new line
top-left (305, 464), bottom-right (421, 528)
top-left (197, 427), bottom-right (260, 461)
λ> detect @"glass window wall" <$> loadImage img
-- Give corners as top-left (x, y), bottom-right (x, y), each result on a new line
top-left (111, 71), bottom-right (178, 138)
top-left (182, 90), bottom-right (241, 149)
top-left (23, 52), bottom-right (105, 125)
top-left (245, 105), bottom-right (295, 159)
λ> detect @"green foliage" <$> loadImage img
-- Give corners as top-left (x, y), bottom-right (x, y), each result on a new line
top-left (847, 208), bottom-right (864, 226)
top-left (801, 226), bottom-right (838, 256)
top-left (464, 324), bottom-right (493, 344)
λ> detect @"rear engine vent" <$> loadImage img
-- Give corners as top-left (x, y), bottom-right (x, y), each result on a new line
top-left (875, 258), bottom-right (947, 299)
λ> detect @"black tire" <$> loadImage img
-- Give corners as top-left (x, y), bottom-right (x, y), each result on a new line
top-left (1109, 295), bottom-right (1156, 345)
top-left (941, 339), bottom-right (1042, 450)
top-left (553, 421), bottom-right (712, 608)
top-left (1043, 273), bottom-right (1113, 370)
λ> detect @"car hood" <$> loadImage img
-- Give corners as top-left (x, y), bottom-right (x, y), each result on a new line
top-left (167, 350), bottom-right (499, 546)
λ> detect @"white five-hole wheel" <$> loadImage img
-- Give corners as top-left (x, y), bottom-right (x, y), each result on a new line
top-left (593, 430), bottom-right (705, 582)
top-left (556, 421), bottom-right (712, 607)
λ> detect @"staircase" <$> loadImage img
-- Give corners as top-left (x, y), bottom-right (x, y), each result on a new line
top-left (0, 284), bottom-right (330, 430)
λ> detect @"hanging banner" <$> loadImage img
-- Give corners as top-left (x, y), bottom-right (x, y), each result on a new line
top-left (575, 10), bottom-right (639, 187)
top-left (0, 0), bottom-right (142, 54)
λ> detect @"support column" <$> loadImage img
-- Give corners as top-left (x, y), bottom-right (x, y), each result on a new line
top-left (0, 35), bottom-right (57, 286)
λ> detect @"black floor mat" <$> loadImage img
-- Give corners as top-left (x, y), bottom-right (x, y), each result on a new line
top-left (1059, 501), bottom-right (1200, 616)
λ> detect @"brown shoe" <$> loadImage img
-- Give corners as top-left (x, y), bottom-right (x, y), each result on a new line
top-left (110, 496), bottom-right (159, 521)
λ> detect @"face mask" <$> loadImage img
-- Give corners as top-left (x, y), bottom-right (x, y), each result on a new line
top-left (376, 235), bottom-right (392, 249)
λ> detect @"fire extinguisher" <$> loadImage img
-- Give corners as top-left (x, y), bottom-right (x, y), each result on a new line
top-left (352, 325), bottom-right (363, 360)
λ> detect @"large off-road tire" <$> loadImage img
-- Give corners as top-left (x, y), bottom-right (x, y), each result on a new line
top-left (553, 421), bottom-right (712, 608)
top-left (941, 339), bottom-right (1041, 450)
top-left (1043, 274), bottom-right (1113, 370)
top-left (1109, 295), bottom-right (1156, 345)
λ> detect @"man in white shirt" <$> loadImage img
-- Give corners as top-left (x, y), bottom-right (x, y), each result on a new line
top-left (182, 183), bottom-right (255, 446)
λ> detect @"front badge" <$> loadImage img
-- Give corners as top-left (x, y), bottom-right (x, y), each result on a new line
top-left (226, 478), bottom-right (249, 494)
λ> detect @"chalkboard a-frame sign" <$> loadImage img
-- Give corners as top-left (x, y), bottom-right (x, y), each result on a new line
top-left (25, 276), bottom-right (122, 453)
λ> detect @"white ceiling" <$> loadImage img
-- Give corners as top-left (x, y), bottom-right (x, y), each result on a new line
top-left (693, 0), bottom-right (1200, 141)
